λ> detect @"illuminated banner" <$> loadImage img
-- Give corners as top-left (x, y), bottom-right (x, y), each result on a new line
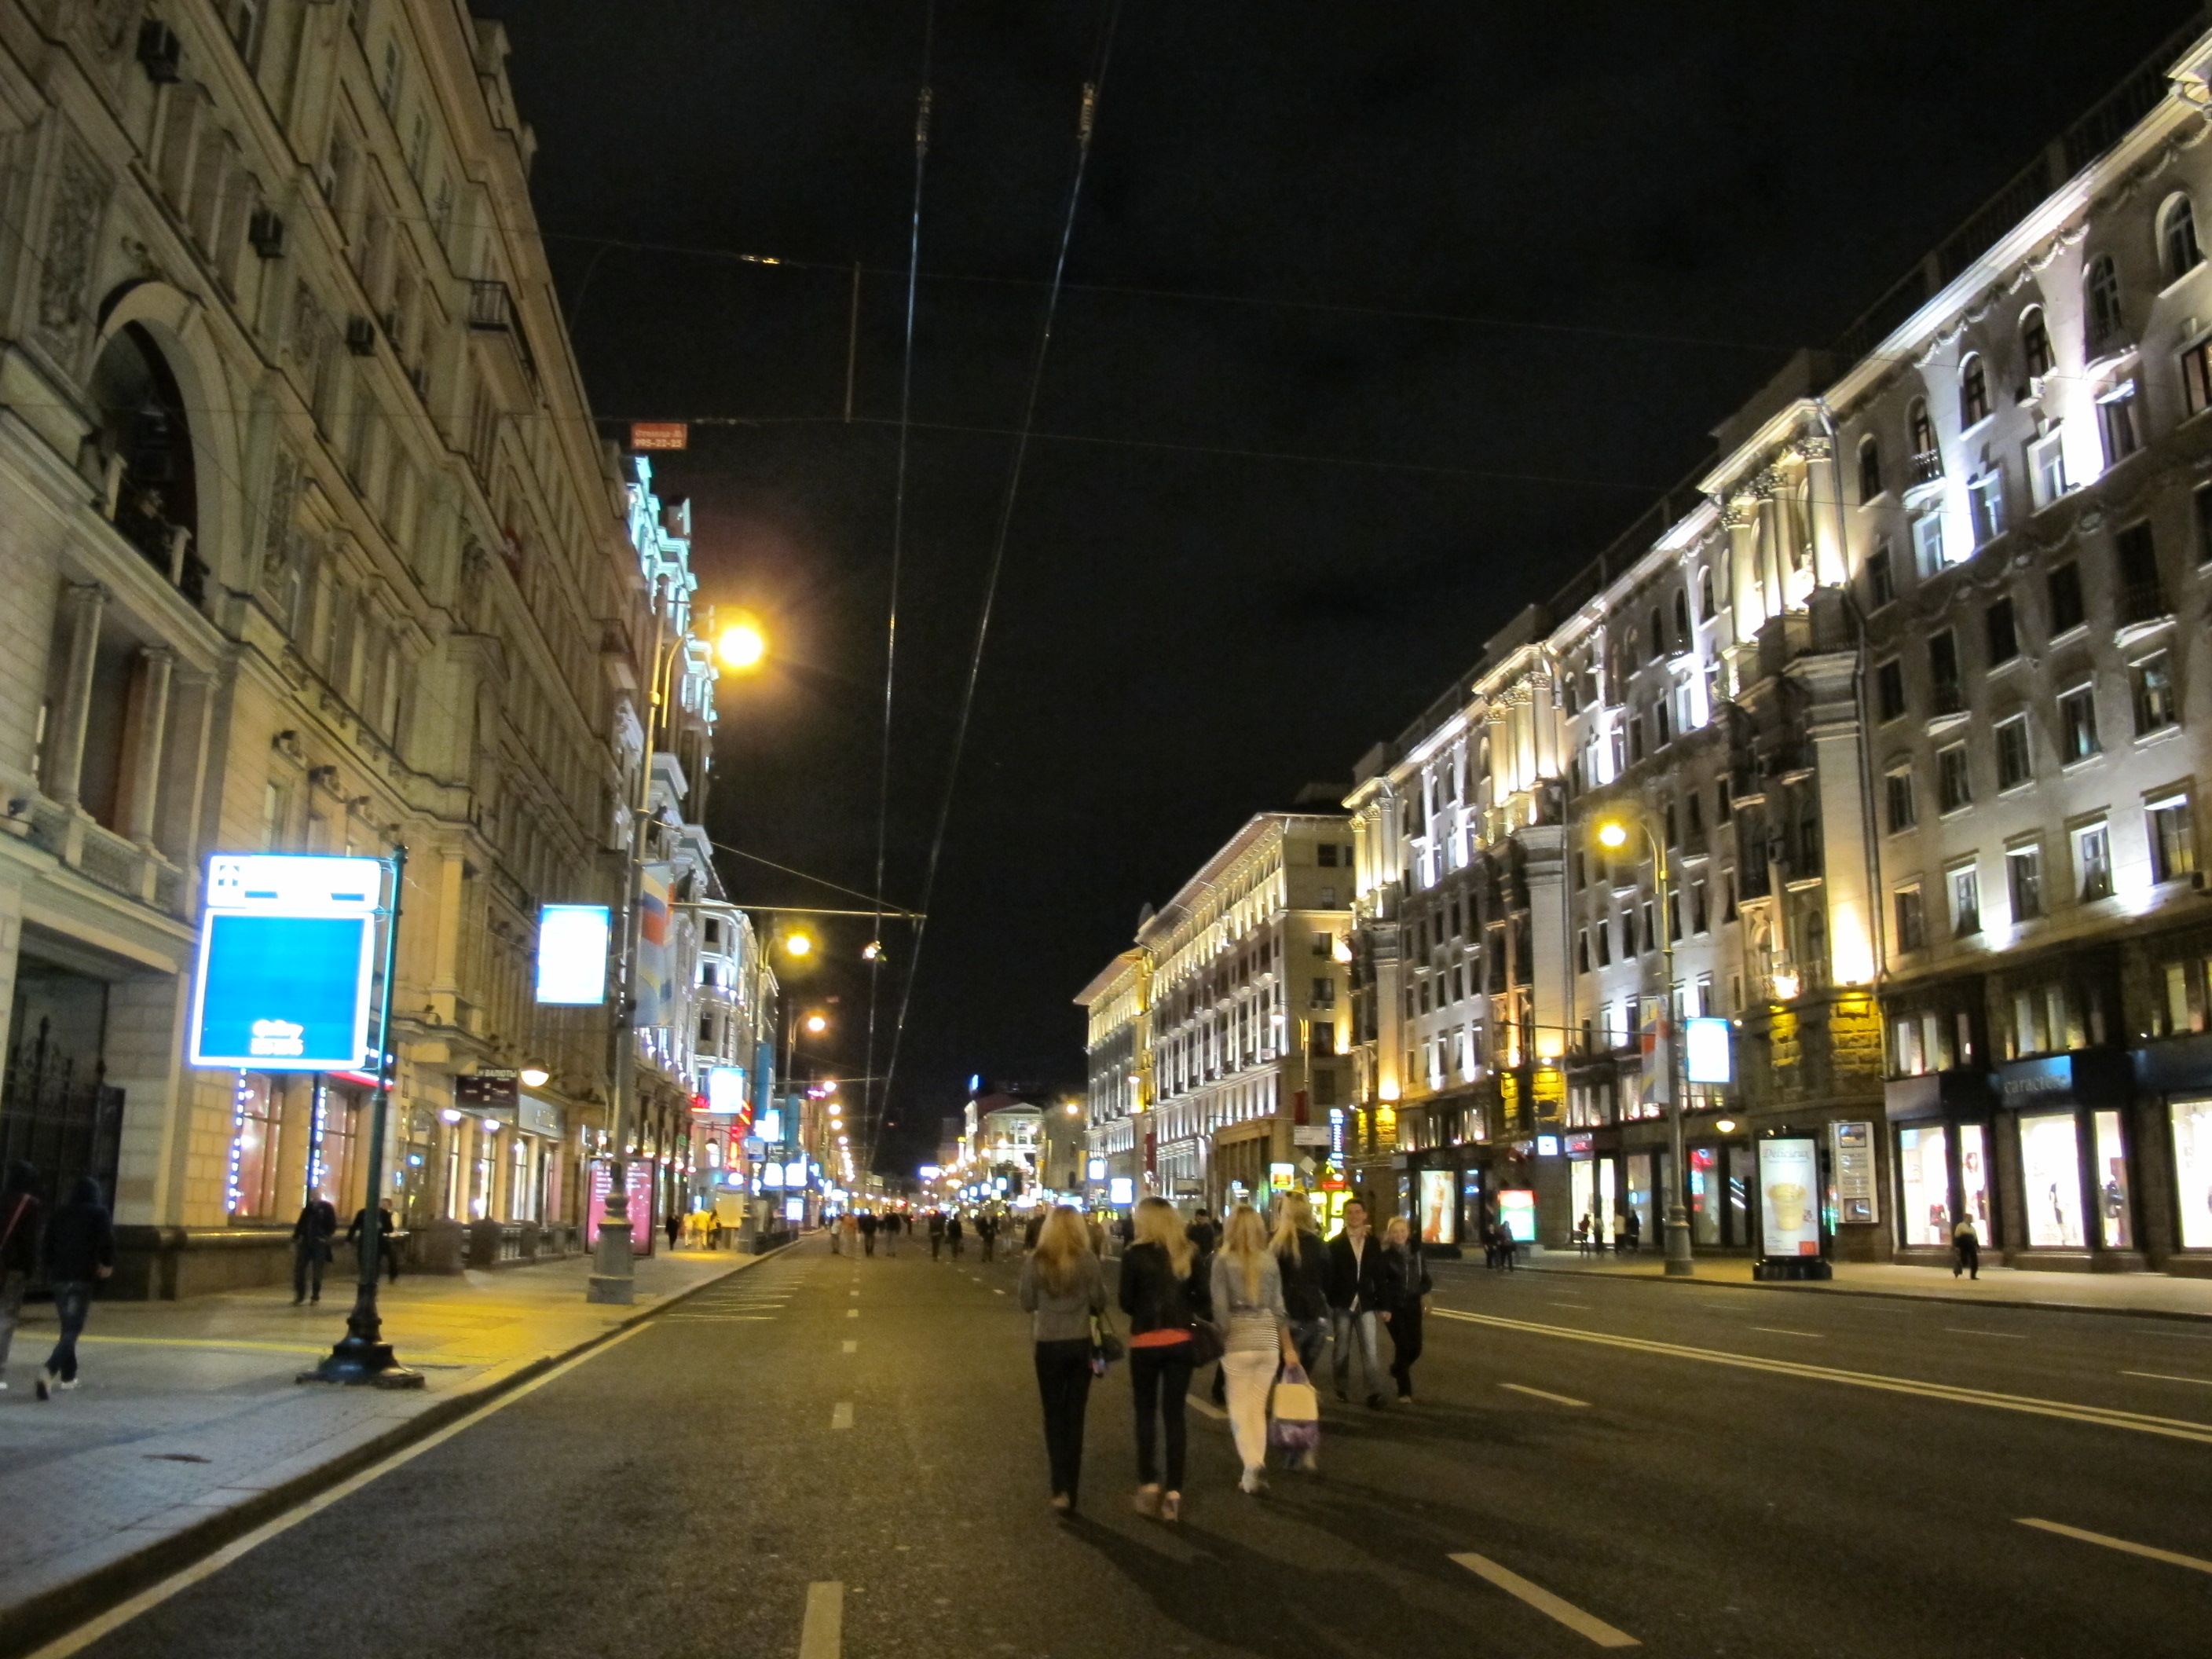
top-left (701, 1065), bottom-right (750, 1117)
top-left (635, 865), bottom-right (673, 1027)
top-left (189, 855), bottom-right (383, 1071)
top-left (1685, 1016), bottom-right (1733, 1085)
top-left (1759, 1136), bottom-right (1822, 1258)
top-left (629, 421), bottom-right (688, 451)
top-left (1418, 1169), bottom-right (1456, 1243)
top-left (537, 904), bottom-right (611, 1004)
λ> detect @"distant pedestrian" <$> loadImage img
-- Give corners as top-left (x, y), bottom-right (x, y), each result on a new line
top-left (1186, 1208), bottom-right (1220, 1254)
top-left (291, 1193), bottom-right (339, 1304)
top-left (1115, 1210), bottom-right (1136, 1254)
top-left (882, 1212), bottom-right (899, 1257)
top-left (666, 1210), bottom-right (683, 1252)
top-left (35, 1176), bottom-right (113, 1401)
top-left (1325, 1199), bottom-right (1386, 1408)
top-left (1019, 1205), bottom-right (1109, 1515)
top-left (708, 1213), bottom-right (724, 1251)
top-left (1270, 1192), bottom-right (1331, 1392)
top-left (948, 1213), bottom-right (965, 1258)
top-left (860, 1210), bottom-right (879, 1256)
top-left (1496, 1221), bottom-right (1518, 1272)
top-left (1120, 1196), bottom-right (1207, 1523)
top-left (1213, 1204), bottom-right (1299, 1495)
top-left (928, 1210), bottom-right (946, 1259)
top-left (1379, 1215), bottom-right (1432, 1403)
top-left (840, 1210), bottom-right (860, 1256)
top-left (1024, 1210), bottom-right (1046, 1251)
top-left (1953, 1213), bottom-right (1981, 1280)
top-left (1622, 1210), bottom-right (1641, 1257)
top-left (978, 1214), bottom-right (998, 1262)
top-left (0, 1161), bottom-right (43, 1390)
top-left (1573, 1214), bottom-right (1591, 1257)
top-left (347, 1199), bottom-right (401, 1282)
top-left (1086, 1213), bottom-right (1107, 1257)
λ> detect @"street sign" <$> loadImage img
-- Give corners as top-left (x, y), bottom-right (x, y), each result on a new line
top-left (456, 1071), bottom-right (518, 1110)
top-left (629, 421), bottom-right (687, 451)
top-left (189, 854), bottom-right (383, 1071)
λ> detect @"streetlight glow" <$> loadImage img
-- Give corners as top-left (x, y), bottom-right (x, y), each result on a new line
top-left (1595, 819), bottom-right (1631, 850)
top-left (518, 1062), bottom-right (551, 1089)
top-left (804, 1013), bottom-right (828, 1035)
top-left (716, 614), bottom-right (768, 672)
top-left (784, 931), bottom-right (815, 958)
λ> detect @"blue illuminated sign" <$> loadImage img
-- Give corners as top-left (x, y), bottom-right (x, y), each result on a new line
top-left (189, 854), bottom-right (383, 1071)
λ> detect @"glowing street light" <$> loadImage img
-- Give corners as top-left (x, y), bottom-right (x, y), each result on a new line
top-left (716, 613), bottom-right (768, 672)
top-left (783, 931), bottom-right (815, 958)
top-left (518, 1061), bottom-right (551, 1089)
top-left (804, 1013), bottom-right (829, 1035)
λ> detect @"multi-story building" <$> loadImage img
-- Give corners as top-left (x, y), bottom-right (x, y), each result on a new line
top-left (0, 2), bottom-right (678, 1291)
top-left (1342, 18), bottom-right (2212, 1276)
top-left (1079, 804), bottom-right (1355, 1214)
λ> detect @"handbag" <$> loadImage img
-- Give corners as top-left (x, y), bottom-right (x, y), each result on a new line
top-left (1089, 1309), bottom-right (1125, 1368)
top-left (1185, 1317), bottom-right (1225, 1367)
top-left (1269, 1364), bottom-right (1321, 1454)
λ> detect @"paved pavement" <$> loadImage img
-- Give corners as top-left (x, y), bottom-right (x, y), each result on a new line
top-left (0, 1248), bottom-right (757, 1654)
top-left (15, 1234), bottom-right (2205, 1659)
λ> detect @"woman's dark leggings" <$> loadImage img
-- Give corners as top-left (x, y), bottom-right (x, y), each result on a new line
top-left (1129, 1342), bottom-right (1193, 1491)
top-left (1035, 1339), bottom-right (1094, 1500)
top-left (1388, 1303), bottom-right (1424, 1396)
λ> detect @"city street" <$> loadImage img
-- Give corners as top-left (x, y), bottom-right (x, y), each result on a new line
top-left (33, 1238), bottom-right (2212, 1659)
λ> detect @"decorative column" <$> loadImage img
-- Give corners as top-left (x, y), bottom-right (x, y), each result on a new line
top-left (46, 583), bottom-right (106, 808)
top-left (1724, 496), bottom-right (1762, 632)
top-left (1799, 436), bottom-right (1845, 591)
top-left (1751, 469), bottom-right (1787, 613)
top-left (126, 646), bottom-right (174, 846)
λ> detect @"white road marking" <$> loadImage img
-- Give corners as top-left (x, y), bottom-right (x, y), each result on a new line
top-left (993, 1288), bottom-right (1007, 1295)
top-left (831, 1401), bottom-right (853, 1430)
top-left (849, 1290), bottom-right (860, 1298)
top-left (1450, 1551), bottom-right (1639, 1647)
top-left (842, 1340), bottom-right (857, 1354)
top-left (2122, 1370), bottom-right (2212, 1386)
top-left (846, 1308), bottom-right (859, 1319)
top-left (1549, 1302), bottom-right (1591, 1309)
top-left (1500, 1382), bottom-right (1589, 1408)
top-left (1188, 1396), bottom-right (1227, 1421)
top-left (1430, 1307), bottom-right (2212, 1445)
top-left (2018, 1518), bottom-right (2212, 1575)
top-left (1751, 1328), bottom-right (1824, 1339)
top-left (1944, 1328), bottom-right (2028, 1339)
top-left (799, 1580), bottom-right (844, 1659)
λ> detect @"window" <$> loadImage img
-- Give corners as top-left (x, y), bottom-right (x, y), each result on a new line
top-left (1996, 715), bottom-right (2033, 791)
top-left (1317, 842), bottom-right (1339, 866)
top-left (1673, 589), bottom-right (1691, 643)
top-left (1312, 931), bottom-right (1333, 958)
top-left (1595, 918), bottom-right (1612, 966)
top-left (228, 1), bottom-right (262, 63)
top-left (2029, 430), bottom-right (2069, 507)
top-left (1715, 778), bottom-right (1731, 823)
top-left (1985, 597), bottom-right (2018, 665)
top-left (1968, 471), bottom-right (2006, 544)
top-left (1913, 511), bottom-right (1946, 579)
top-left (1858, 434), bottom-right (1883, 502)
top-left (2150, 795), bottom-right (2196, 884)
top-left (1667, 890), bottom-right (1683, 943)
top-left (2022, 306), bottom-right (2055, 380)
top-left (1691, 880), bottom-right (1708, 933)
top-left (1654, 699), bottom-right (1672, 749)
top-left (1959, 355), bottom-right (1991, 427)
top-left (1698, 566), bottom-right (1716, 621)
top-left (1938, 744), bottom-right (1972, 814)
top-left (1886, 767), bottom-right (1917, 833)
top-left (2183, 334), bottom-right (2212, 416)
top-left (1909, 398), bottom-right (1938, 469)
top-left (2162, 194), bottom-right (2203, 281)
top-left (2086, 254), bottom-right (2125, 353)
top-left (1312, 976), bottom-right (1336, 1008)
top-left (1951, 865), bottom-right (1981, 936)
top-left (1664, 801), bottom-right (1679, 848)
top-left (1577, 928), bottom-right (1591, 972)
top-left (2198, 483), bottom-right (2212, 566)
top-left (2116, 522), bottom-right (2166, 623)
top-left (1876, 658), bottom-right (1907, 723)
top-left (1928, 629), bottom-right (1961, 715)
top-left (1895, 886), bottom-right (1927, 953)
top-left (2100, 383), bottom-right (2142, 464)
top-left (1686, 791), bottom-right (1704, 840)
top-left (2133, 652), bottom-right (2178, 735)
top-left (1622, 907), bottom-right (1638, 958)
top-left (2009, 844), bottom-right (2045, 921)
top-left (2047, 561), bottom-right (2085, 635)
top-left (2060, 684), bottom-right (2100, 764)
top-left (1867, 539), bottom-right (1895, 607)
top-left (2075, 822), bottom-right (2113, 902)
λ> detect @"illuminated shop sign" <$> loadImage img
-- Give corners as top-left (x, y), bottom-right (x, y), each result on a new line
top-left (190, 855), bottom-right (382, 1071)
top-left (536, 904), bottom-right (611, 1005)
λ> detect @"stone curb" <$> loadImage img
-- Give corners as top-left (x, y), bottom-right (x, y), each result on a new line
top-left (1471, 1256), bottom-right (2212, 1324)
top-left (0, 1245), bottom-right (790, 1659)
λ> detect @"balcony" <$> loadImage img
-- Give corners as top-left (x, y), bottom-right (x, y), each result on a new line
top-left (109, 482), bottom-right (207, 606)
top-left (2118, 581), bottom-right (2170, 627)
top-left (467, 278), bottom-right (540, 394)
top-left (1908, 449), bottom-right (1944, 489)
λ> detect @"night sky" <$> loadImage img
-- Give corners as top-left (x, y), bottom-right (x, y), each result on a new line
top-left (478, 0), bottom-right (2192, 1171)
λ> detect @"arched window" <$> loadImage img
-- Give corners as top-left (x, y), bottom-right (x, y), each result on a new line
top-left (2020, 306), bottom-right (2054, 380)
top-left (1649, 606), bottom-right (1667, 660)
top-left (1958, 354), bottom-right (1990, 427)
top-left (2161, 194), bottom-right (2203, 283)
top-left (1857, 434), bottom-right (1882, 503)
top-left (1698, 566), bottom-right (1716, 621)
top-left (1908, 397), bottom-right (1937, 465)
top-left (1673, 588), bottom-right (1691, 641)
top-left (2086, 254), bottom-right (2125, 352)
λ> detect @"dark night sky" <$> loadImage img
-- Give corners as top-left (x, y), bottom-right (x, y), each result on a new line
top-left (477, 0), bottom-right (2194, 1170)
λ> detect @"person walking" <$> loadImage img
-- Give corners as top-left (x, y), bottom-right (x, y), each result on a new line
top-left (978, 1213), bottom-right (998, 1262)
top-left (1019, 1205), bottom-right (1109, 1514)
top-left (1120, 1195), bottom-right (1207, 1522)
top-left (1024, 1209), bottom-right (1046, 1251)
top-left (1270, 1192), bottom-right (1331, 1380)
top-left (291, 1192), bottom-right (339, 1304)
top-left (1325, 1199), bottom-right (1386, 1408)
top-left (881, 1211), bottom-right (899, 1257)
top-left (860, 1210), bottom-right (879, 1257)
top-left (0, 1162), bottom-right (42, 1390)
top-left (928, 1209), bottom-right (946, 1259)
top-left (1379, 1215), bottom-right (1433, 1403)
top-left (1213, 1205), bottom-right (1300, 1495)
top-left (1185, 1208), bottom-right (1220, 1254)
top-left (947, 1211), bottom-right (965, 1258)
top-left (666, 1209), bottom-right (684, 1253)
top-left (1953, 1211), bottom-right (1982, 1280)
top-left (35, 1176), bottom-right (113, 1401)
top-left (1622, 1209), bottom-right (1641, 1257)
top-left (346, 1199), bottom-right (402, 1282)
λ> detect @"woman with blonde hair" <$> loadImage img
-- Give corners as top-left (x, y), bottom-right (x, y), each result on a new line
top-left (1270, 1192), bottom-right (1331, 1388)
top-left (1017, 1204), bottom-right (1108, 1514)
top-left (1117, 1196), bottom-right (1209, 1521)
top-left (1378, 1214), bottom-right (1434, 1404)
top-left (1213, 1204), bottom-right (1299, 1493)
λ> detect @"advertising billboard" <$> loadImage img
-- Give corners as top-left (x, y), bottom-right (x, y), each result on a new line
top-left (1418, 1168), bottom-right (1456, 1244)
top-left (1497, 1188), bottom-right (1537, 1243)
top-left (536, 904), bottom-right (610, 1004)
top-left (189, 855), bottom-right (383, 1071)
top-left (1684, 1016), bottom-right (1733, 1085)
top-left (1759, 1135), bottom-right (1823, 1258)
top-left (701, 1066), bottom-right (750, 1116)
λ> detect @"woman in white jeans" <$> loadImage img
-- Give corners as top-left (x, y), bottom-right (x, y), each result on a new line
top-left (1210, 1204), bottom-right (1300, 1494)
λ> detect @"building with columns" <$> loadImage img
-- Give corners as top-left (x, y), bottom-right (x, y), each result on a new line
top-left (0, 2), bottom-right (682, 1291)
top-left (1339, 17), bottom-right (2212, 1275)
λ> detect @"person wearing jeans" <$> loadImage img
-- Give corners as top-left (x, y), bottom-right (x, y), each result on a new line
top-left (36, 1176), bottom-right (114, 1401)
top-left (1325, 1199), bottom-right (1386, 1408)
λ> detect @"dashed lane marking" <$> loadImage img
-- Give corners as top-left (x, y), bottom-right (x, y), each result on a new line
top-left (1750, 1328), bottom-right (1825, 1339)
top-left (1943, 1328), bottom-right (2029, 1339)
top-left (842, 1340), bottom-right (857, 1353)
top-left (1430, 1306), bottom-right (2212, 1445)
top-left (846, 1308), bottom-right (859, 1319)
top-left (799, 1580), bottom-right (844, 1659)
top-left (1450, 1551), bottom-right (1639, 1647)
top-left (2018, 1518), bottom-right (2212, 1575)
top-left (2122, 1370), bottom-right (2212, 1386)
top-left (1500, 1382), bottom-right (1589, 1408)
top-left (831, 1401), bottom-right (853, 1430)
top-left (993, 1288), bottom-right (1007, 1295)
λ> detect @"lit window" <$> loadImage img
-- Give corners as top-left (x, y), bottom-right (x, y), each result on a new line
top-left (1950, 864), bottom-right (1981, 936)
top-left (2133, 652), bottom-right (2178, 735)
top-left (1968, 471), bottom-right (2006, 544)
top-left (1913, 511), bottom-right (1946, 578)
top-left (2149, 795), bottom-right (2196, 884)
top-left (2028, 430), bottom-right (2069, 507)
top-left (2100, 382), bottom-right (2142, 464)
top-left (1894, 886), bottom-right (1927, 953)
top-left (1938, 744), bottom-right (1972, 815)
top-left (1959, 355), bottom-right (1991, 427)
top-left (1996, 715), bottom-right (2032, 792)
top-left (2075, 822), bottom-right (2113, 903)
top-left (2008, 843), bottom-right (2045, 921)
top-left (2059, 685), bottom-right (2100, 764)
top-left (2161, 194), bottom-right (2203, 282)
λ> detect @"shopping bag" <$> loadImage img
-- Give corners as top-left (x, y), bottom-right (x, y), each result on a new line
top-left (1269, 1364), bottom-right (1321, 1454)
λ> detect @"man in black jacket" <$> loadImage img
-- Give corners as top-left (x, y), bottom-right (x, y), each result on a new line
top-left (292, 1193), bottom-right (339, 1304)
top-left (1324, 1199), bottom-right (1386, 1408)
top-left (36, 1176), bottom-right (113, 1400)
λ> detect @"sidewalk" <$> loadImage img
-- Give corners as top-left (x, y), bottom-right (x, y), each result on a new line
top-left (1477, 1246), bottom-right (2212, 1320)
top-left (0, 1247), bottom-right (773, 1656)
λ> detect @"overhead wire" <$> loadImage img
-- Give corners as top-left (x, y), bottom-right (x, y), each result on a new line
top-left (871, 0), bottom-right (1125, 1170)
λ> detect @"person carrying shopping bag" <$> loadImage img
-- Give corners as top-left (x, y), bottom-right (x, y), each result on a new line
top-left (1019, 1206), bottom-right (1108, 1515)
top-left (1211, 1205), bottom-right (1300, 1496)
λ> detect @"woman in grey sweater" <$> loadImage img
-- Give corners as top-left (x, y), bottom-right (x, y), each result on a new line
top-left (1211, 1204), bottom-right (1300, 1493)
top-left (1018, 1205), bottom-right (1108, 1514)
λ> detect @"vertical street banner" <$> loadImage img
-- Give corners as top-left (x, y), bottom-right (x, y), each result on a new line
top-left (635, 862), bottom-right (673, 1029)
top-left (1639, 1000), bottom-right (1674, 1111)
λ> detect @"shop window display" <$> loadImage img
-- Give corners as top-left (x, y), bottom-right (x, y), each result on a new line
top-left (1959, 1124), bottom-right (1994, 1246)
top-left (228, 1073), bottom-right (285, 1219)
top-left (2020, 1113), bottom-right (2086, 1248)
top-left (1898, 1124), bottom-right (1950, 1247)
top-left (1725, 1145), bottom-right (1752, 1244)
top-left (2093, 1111), bottom-right (2132, 1250)
top-left (1690, 1145), bottom-right (1721, 1245)
top-left (1624, 1152), bottom-right (1654, 1246)
top-left (2174, 1099), bottom-right (2212, 1249)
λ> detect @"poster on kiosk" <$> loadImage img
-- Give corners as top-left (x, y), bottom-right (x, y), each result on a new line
top-left (1755, 1133), bottom-right (1833, 1280)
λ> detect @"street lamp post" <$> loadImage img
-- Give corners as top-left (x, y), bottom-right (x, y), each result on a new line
top-left (1595, 814), bottom-right (1694, 1278)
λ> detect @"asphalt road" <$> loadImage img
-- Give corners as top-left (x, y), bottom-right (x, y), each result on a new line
top-left (45, 1238), bottom-right (2212, 1659)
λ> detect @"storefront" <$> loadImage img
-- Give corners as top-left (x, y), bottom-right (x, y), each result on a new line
top-left (1990, 1050), bottom-right (2141, 1269)
top-left (2130, 1031), bottom-right (2212, 1275)
top-left (1884, 1068), bottom-right (1998, 1262)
